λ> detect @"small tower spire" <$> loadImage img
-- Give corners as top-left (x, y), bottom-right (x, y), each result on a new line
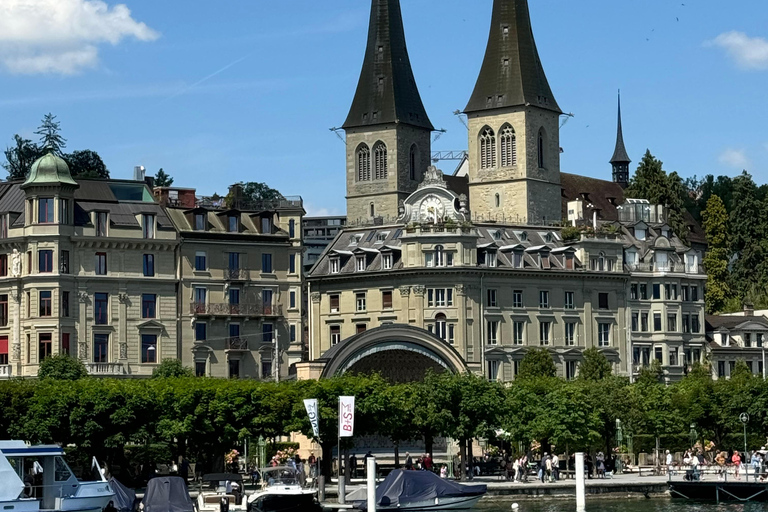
top-left (342, 0), bottom-right (433, 130)
top-left (610, 91), bottom-right (631, 187)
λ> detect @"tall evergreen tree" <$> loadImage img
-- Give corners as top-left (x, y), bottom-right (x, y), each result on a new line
top-left (155, 168), bottom-right (174, 187)
top-left (729, 171), bottom-right (763, 298)
top-left (34, 113), bottom-right (67, 154)
top-left (702, 194), bottom-right (731, 313)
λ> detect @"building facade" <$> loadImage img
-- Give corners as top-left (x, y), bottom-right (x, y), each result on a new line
top-left (706, 308), bottom-right (768, 380)
top-left (0, 156), bottom-right (304, 380)
top-left (301, 0), bottom-right (708, 383)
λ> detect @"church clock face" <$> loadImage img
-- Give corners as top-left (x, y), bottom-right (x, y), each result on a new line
top-left (420, 195), bottom-right (444, 223)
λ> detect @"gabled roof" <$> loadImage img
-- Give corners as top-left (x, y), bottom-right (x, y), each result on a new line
top-left (465, 0), bottom-right (561, 114)
top-left (342, 0), bottom-right (433, 131)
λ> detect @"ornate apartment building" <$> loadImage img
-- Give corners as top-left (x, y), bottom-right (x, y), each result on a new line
top-left (300, 0), bottom-right (708, 383)
top-left (0, 154), bottom-right (304, 379)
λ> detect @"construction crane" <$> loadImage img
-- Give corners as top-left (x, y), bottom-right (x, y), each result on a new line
top-left (431, 151), bottom-right (468, 163)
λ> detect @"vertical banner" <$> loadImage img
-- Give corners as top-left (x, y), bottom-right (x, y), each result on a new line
top-left (304, 399), bottom-right (320, 439)
top-left (339, 396), bottom-right (355, 438)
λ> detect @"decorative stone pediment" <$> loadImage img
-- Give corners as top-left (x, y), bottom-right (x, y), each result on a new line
top-left (397, 166), bottom-right (469, 225)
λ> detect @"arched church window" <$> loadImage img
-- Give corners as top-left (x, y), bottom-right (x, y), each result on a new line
top-left (374, 142), bottom-right (388, 180)
top-left (370, 203), bottom-right (375, 218)
top-left (500, 125), bottom-right (517, 167)
top-left (409, 144), bottom-right (419, 181)
top-left (479, 127), bottom-right (496, 169)
top-left (495, 193), bottom-right (500, 208)
top-left (357, 144), bottom-right (371, 181)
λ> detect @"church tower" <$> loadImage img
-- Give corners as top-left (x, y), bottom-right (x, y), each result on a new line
top-left (610, 92), bottom-right (631, 188)
top-left (465, 0), bottom-right (562, 224)
top-left (343, 0), bottom-right (433, 224)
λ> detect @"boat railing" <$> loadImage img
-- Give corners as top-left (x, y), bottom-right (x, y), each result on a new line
top-left (666, 462), bottom-right (767, 483)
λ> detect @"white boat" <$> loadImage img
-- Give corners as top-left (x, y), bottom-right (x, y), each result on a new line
top-left (195, 474), bottom-right (246, 512)
top-left (0, 441), bottom-right (114, 512)
top-left (245, 467), bottom-right (320, 512)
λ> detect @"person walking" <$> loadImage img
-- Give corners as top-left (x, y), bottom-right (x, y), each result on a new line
top-left (538, 453), bottom-right (547, 483)
top-left (350, 454), bottom-right (358, 479)
top-left (545, 455), bottom-right (553, 483)
top-left (732, 451), bottom-right (742, 480)
top-left (404, 452), bottom-right (413, 471)
top-left (551, 453), bottom-right (559, 482)
top-left (666, 450), bottom-right (674, 476)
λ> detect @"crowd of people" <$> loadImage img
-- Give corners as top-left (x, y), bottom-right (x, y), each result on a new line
top-left (667, 446), bottom-right (768, 482)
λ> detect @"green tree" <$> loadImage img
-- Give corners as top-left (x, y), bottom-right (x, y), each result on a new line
top-left (37, 354), bottom-right (88, 381)
top-left (226, 182), bottom-right (283, 209)
top-left (151, 359), bottom-right (194, 378)
top-left (3, 134), bottom-right (43, 180)
top-left (518, 348), bottom-right (557, 380)
top-left (578, 347), bottom-right (612, 381)
top-left (729, 171), bottom-right (763, 299)
top-left (64, 150), bottom-right (110, 179)
top-left (35, 113), bottom-right (67, 154)
top-left (155, 168), bottom-right (174, 187)
top-left (702, 194), bottom-right (731, 313)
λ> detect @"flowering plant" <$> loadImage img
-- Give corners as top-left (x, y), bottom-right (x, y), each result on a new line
top-left (225, 449), bottom-right (240, 465)
top-left (274, 447), bottom-right (298, 464)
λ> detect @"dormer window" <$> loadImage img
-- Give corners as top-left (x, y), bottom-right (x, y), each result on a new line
top-left (356, 256), bottom-right (366, 272)
top-left (721, 333), bottom-right (729, 347)
top-left (492, 230), bottom-right (502, 241)
top-left (564, 253), bottom-right (574, 270)
top-left (382, 253), bottom-right (393, 270)
top-left (661, 228), bottom-right (669, 238)
top-left (95, 212), bottom-right (108, 237)
top-left (350, 234), bottom-right (361, 246)
top-left (540, 254), bottom-right (550, 269)
top-left (635, 227), bottom-right (646, 240)
top-left (513, 251), bottom-right (524, 269)
top-left (38, 198), bottom-right (54, 224)
top-left (228, 215), bottom-right (239, 233)
top-left (261, 216), bottom-right (272, 234)
top-left (485, 250), bottom-right (497, 268)
top-left (330, 257), bottom-right (340, 274)
top-left (142, 214), bottom-right (155, 239)
top-left (519, 231), bottom-right (528, 242)
top-left (544, 233), bottom-right (553, 243)
top-left (194, 213), bottom-right (206, 231)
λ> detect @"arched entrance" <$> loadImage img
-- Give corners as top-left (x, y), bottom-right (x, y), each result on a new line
top-left (318, 324), bottom-right (468, 382)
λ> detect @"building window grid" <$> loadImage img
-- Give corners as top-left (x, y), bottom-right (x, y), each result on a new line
top-left (539, 290), bottom-right (549, 309)
top-left (564, 291), bottom-right (575, 310)
top-left (355, 293), bottom-right (366, 312)
top-left (95, 252), bottom-right (107, 275)
top-left (500, 125), bottom-right (517, 167)
top-left (357, 145), bottom-right (371, 181)
top-left (373, 142), bottom-right (388, 180)
top-left (598, 323), bottom-right (611, 347)
top-left (513, 321), bottom-right (524, 345)
top-left (539, 321), bottom-right (551, 345)
top-left (513, 290), bottom-right (523, 309)
top-left (143, 254), bottom-right (155, 277)
top-left (479, 127), bottom-right (496, 169)
top-left (487, 321), bottom-right (499, 345)
top-left (565, 322), bottom-right (576, 346)
top-left (38, 250), bottom-right (53, 273)
top-left (39, 291), bottom-right (52, 317)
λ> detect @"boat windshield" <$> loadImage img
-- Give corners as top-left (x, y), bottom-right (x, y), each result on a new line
top-left (260, 467), bottom-right (299, 486)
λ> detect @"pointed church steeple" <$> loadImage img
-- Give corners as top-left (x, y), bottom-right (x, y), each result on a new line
top-left (465, 0), bottom-right (560, 114)
top-left (610, 92), bottom-right (631, 187)
top-left (342, 0), bottom-right (433, 130)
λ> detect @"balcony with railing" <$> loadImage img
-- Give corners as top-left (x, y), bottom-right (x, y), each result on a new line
top-left (196, 195), bottom-right (303, 212)
top-left (190, 302), bottom-right (283, 317)
top-left (625, 262), bottom-right (704, 274)
top-left (226, 337), bottom-right (248, 351)
top-left (87, 362), bottom-right (126, 376)
top-left (225, 268), bottom-right (249, 281)
top-left (0, 365), bottom-right (12, 378)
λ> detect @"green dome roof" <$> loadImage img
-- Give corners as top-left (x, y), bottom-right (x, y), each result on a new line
top-left (22, 152), bottom-right (78, 188)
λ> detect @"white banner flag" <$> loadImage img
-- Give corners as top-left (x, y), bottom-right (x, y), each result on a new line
top-left (339, 396), bottom-right (355, 438)
top-left (304, 399), bottom-right (320, 439)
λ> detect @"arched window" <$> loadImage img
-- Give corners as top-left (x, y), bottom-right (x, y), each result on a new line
top-left (479, 127), bottom-right (496, 169)
top-left (435, 313), bottom-right (447, 341)
top-left (374, 142), bottom-right (388, 180)
top-left (500, 125), bottom-right (517, 167)
top-left (357, 144), bottom-right (371, 181)
top-left (495, 193), bottom-right (500, 208)
top-left (370, 203), bottom-right (375, 217)
top-left (409, 144), bottom-right (419, 181)
top-left (537, 129), bottom-right (545, 169)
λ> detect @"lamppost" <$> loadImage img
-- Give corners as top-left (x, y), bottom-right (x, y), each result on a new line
top-left (616, 419), bottom-right (623, 474)
top-left (740, 413), bottom-right (749, 456)
top-left (257, 436), bottom-right (266, 469)
top-left (689, 423), bottom-right (697, 449)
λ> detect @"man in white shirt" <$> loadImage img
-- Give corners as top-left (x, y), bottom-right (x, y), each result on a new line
top-left (666, 450), bottom-right (674, 476)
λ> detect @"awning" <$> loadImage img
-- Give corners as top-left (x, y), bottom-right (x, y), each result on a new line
top-left (0, 337), bottom-right (7, 355)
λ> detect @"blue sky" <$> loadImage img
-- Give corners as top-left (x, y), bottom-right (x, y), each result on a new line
top-left (0, 0), bottom-right (766, 216)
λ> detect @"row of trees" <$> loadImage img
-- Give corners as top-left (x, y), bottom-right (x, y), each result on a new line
top-left (4, 350), bottom-right (768, 482)
top-left (625, 150), bottom-right (768, 313)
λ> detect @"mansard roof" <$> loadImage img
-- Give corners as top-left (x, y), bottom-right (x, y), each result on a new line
top-left (342, 0), bottom-right (433, 130)
top-left (465, 0), bottom-right (561, 114)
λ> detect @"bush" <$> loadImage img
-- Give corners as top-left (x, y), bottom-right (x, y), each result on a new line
top-left (151, 359), bottom-right (194, 378)
top-left (38, 355), bottom-right (87, 381)
top-left (561, 226), bottom-right (581, 242)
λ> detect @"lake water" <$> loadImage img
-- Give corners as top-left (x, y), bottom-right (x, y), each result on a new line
top-left (474, 498), bottom-right (765, 512)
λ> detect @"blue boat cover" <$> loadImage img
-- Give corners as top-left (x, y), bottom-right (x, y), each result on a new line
top-left (142, 477), bottom-right (194, 512)
top-left (108, 478), bottom-right (136, 512)
top-left (357, 470), bottom-right (486, 510)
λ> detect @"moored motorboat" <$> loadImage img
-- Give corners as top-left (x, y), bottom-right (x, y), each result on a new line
top-left (245, 467), bottom-right (320, 512)
top-left (141, 477), bottom-right (194, 512)
top-left (0, 440), bottom-right (114, 512)
top-left (196, 474), bottom-right (246, 512)
top-left (350, 470), bottom-right (487, 511)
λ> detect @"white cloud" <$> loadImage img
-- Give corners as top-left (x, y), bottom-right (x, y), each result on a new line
top-left (718, 148), bottom-right (751, 169)
top-left (0, 0), bottom-right (159, 74)
top-left (709, 31), bottom-right (768, 70)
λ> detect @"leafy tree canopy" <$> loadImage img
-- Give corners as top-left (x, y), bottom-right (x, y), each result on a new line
top-left (578, 347), bottom-right (612, 381)
top-left (226, 182), bottom-right (284, 209)
top-left (151, 359), bottom-right (194, 378)
top-left (65, 150), bottom-right (109, 179)
top-left (37, 355), bottom-right (88, 381)
top-left (518, 347), bottom-right (557, 380)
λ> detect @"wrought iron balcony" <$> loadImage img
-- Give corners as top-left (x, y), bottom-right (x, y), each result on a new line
top-left (625, 263), bottom-right (704, 274)
top-left (190, 302), bottom-right (283, 317)
top-left (0, 365), bottom-right (12, 378)
top-left (226, 336), bottom-right (248, 351)
top-left (225, 268), bottom-right (249, 281)
top-left (87, 362), bottom-right (126, 376)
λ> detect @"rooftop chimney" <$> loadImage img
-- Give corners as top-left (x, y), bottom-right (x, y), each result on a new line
top-left (134, 166), bottom-right (146, 181)
top-left (744, 302), bottom-right (754, 317)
